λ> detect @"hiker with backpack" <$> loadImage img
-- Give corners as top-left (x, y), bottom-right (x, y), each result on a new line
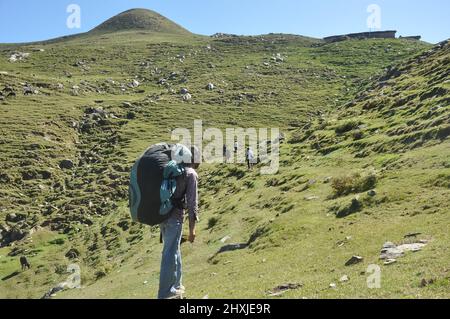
top-left (129, 143), bottom-right (200, 299)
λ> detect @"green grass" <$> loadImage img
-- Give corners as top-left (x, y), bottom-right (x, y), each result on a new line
top-left (0, 23), bottom-right (448, 299)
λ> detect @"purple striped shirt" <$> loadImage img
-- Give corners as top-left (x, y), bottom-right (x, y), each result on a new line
top-left (170, 167), bottom-right (199, 223)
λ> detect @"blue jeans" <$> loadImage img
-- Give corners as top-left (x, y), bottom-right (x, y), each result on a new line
top-left (158, 216), bottom-right (183, 299)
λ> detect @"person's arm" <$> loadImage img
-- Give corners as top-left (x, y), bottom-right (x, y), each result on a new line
top-left (186, 170), bottom-right (199, 242)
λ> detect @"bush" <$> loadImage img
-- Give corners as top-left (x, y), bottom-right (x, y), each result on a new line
top-left (331, 172), bottom-right (377, 197)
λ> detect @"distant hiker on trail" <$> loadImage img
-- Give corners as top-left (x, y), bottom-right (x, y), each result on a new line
top-left (234, 141), bottom-right (239, 153)
top-left (158, 146), bottom-right (200, 299)
top-left (225, 148), bottom-right (231, 163)
top-left (246, 147), bottom-right (255, 170)
top-left (223, 144), bottom-right (231, 163)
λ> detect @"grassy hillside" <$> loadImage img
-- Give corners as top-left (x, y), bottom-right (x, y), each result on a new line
top-left (90, 8), bottom-right (192, 35)
top-left (0, 16), bottom-right (448, 298)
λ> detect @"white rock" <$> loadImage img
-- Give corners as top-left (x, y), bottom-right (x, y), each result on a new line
top-left (182, 93), bottom-right (192, 101)
top-left (384, 259), bottom-right (397, 265)
top-left (8, 52), bottom-right (30, 62)
top-left (220, 235), bottom-right (231, 243)
top-left (380, 241), bottom-right (427, 260)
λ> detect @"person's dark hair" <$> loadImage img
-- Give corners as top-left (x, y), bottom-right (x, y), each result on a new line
top-left (189, 145), bottom-right (201, 169)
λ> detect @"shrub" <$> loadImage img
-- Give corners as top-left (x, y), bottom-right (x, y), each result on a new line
top-left (331, 172), bottom-right (377, 197)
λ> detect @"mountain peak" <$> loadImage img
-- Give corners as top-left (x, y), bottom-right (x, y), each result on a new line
top-left (90, 8), bottom-right (191, 35)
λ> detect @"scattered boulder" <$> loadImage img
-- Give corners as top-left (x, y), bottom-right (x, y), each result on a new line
top-left (345, 255), bottom-right (363, 266)
top-left (384, 259), bottom-right (397, 265)
top-left (206, 83), bottom-right (215, 90)
top-left (267, 283), bottom-right (302, 296)
top-left (168, 72), bottom-right (178, 80)
top-left (8, 52), bottom-right (30, 63)
top-left (71, 85), bottom-right (79, 96)
top-left (182, 93), bottom-right (192, 101)
top-left (339, 275), bottom-right (349, 282)
top-left (272, 53), bottom-right (285, 63)
top-left (23, 84), bottom-right (38, 95)
top-left (2, 86), bottom-right (17, 98)
top-left (180, 88), bottom-right (189, 94)
top-left (6, 213), bottom-right (26, 223)
top-left (220, 235), bottom-right (231, 243)
top-left (65, 248), bottom-right (80, 260)
top-left (380, 241), bottom-right (427, 260)
top-left (59, 159), bottom-right (74, 170)
top-left (367, 189), bottom-right (377, 197)
top-left (73, 60), bottom-right (86, 67)
top-left (0, 227), bottom-right (28, 247)
top-left (129, 79), bottom-right (140, 88)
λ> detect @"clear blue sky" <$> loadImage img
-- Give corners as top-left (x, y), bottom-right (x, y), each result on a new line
top-left (0, 0), bottom-right (448, 43)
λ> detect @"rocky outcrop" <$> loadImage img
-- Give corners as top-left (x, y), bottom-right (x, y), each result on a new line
top-left (324, 30), bottom-right (397, 43)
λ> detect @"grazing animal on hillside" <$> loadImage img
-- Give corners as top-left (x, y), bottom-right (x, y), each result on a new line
top-left (20, 256), bottom-right (31, 270)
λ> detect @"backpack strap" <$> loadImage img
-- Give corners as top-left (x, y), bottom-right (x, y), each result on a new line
top-left (170, 167), bottom-right (188, 210)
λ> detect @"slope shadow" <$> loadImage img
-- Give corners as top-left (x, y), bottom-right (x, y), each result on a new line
top-left (2, 271), bottom-right (20, 281)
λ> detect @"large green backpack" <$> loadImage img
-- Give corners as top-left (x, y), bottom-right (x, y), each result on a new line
top-left (129, 143), bottom-right (191, 226)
